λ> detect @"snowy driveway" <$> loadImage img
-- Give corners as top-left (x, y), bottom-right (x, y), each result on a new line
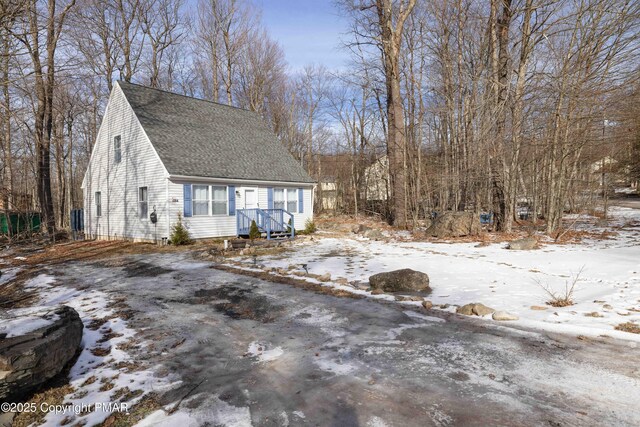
top-left (42, 252), bottom-right (640, 426)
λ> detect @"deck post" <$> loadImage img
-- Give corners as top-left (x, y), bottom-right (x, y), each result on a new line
top-left (266, 213), bottom-right (271, 240)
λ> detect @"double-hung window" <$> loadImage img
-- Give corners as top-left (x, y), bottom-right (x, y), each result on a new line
top-left (138, 187), bottom-right (148, 219)
top-left (212, 186), bottom-right (227, 215)
top-left (274, 188), bottom-right (285, 210)
top-left (273, 188), bottom-right (297, 213)
top-left (95, 192), bottom-right (102, 217)
top-left (193, 185), bottom-right (209, 216)
top-left (287, 189), bottom-right (297, 213)
top-left (114, 135), bottom-right (122, 163)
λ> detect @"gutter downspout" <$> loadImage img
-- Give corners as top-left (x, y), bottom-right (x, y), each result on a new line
top-left (166, 176), bottom-right (170, 241)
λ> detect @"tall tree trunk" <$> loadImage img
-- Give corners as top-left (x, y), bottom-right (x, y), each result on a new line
top-left (376, 0), bottom-right (416, 228)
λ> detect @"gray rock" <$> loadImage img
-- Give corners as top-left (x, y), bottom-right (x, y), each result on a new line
top-left (364, 229), bottom-right (384, 240)
top-left (425, 212), bottom-right (481, 238)
top-left (492, 311), bottom-right (519, 321)
top-left (0, 306), bottom-right (83, 401)
top-left (422, 300), bottom-right (433, 310)
top-left (457, 303), bottom-right (495, 316)
top-left (507, 237), bottom-right (537, 250)
top-left (352, 224), bottom-right (371, 234)
top-left (369, 269), bottom-right (431, 293)
top-left (318, 273), bottom-right (331, 282)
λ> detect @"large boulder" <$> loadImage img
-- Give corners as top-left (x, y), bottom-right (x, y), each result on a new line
top-left (352, 224), bottom-right (371, 234)
top-left (369, 269), bottom-right (430, 293)
top-left (507, 237), bottom-right (537, 250)
top-left (363, 229), bottom-right (385, 240)
top-left (0, 306), bottom-right (83, 401)
top-left (425, 212), bottom-right (481, 238)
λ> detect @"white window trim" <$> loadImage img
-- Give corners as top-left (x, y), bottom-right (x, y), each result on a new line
top-left (211, 185), bottom-right (228, 216)
top-left (274, 188), bottom-right (298, 213)
top-left (192, 185), bottom-right (210, 216)
top-left (138, 186), bottom-right (148, 220)
top-left (191, 185), bottom-right (228, 217)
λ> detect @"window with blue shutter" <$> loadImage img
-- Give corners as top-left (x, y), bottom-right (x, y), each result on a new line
top-left (228, 185), bottom-right (236, 215)
top-left (183, 184), bottom-right (192, 217)
top-left (267, 187), bottom-right (274, 209)
top-left (298, 188), bottom-right (304, 213)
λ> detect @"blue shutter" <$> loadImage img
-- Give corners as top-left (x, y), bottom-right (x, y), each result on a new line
top-left (183, 184), bottom-right (192, 217)
top-left (228, 185), bottom-right (236, 215)
top-left (298, 188), bottom-right (304, 213)
top-left (267, 187), bottom-right (274, 209)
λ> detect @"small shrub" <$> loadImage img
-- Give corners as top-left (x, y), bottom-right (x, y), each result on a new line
top-left (249, 220), bottom-right (261, 240)
top-left (536, 267), bottom-right (584, 307)
top-left (303, 218), bottom-right (317, 234)
top-left (170, 212), bottom-right (192, 245)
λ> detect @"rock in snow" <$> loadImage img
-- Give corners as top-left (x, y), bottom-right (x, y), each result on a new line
top-left (424, 212), bottom-right (481, 238)
top-left (492, 311), bottom-right (519, 321)
top-left (369, 269), bottom-right (431, 293)
top-left (317, 273), bottom-right (331, 282)
top-left (456, 303), bottom-right (496, 316)
top-left (363, 229), bottom-right (385, 240)
top-left (507, 237), bottom-right (537, 250)
top-left (0, 305), bottom-right (83, 401)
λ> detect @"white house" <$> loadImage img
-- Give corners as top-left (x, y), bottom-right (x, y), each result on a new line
top-left (82, 81), bottom-right (315, 241)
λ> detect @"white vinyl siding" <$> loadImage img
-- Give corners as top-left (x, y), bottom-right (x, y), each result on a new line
top-left (165, 181), bottom-right (313, 239)
top-left (138, 187), bottom-right (148, 219)
top-left (193, 185), bottom-right (209, 216)
top-left (83, 83), bottom-right (169, 241)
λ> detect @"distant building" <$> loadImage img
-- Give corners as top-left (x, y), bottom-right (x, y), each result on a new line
top-left (364, 155), bottom-right (389, 201)
top-left (319, 180), bottom-right (337, 211)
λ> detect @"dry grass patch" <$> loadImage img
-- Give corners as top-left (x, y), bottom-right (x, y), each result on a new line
top-left (614, 322), bottom-right (640, 334)
top-left (90, 346), bottom-right (111, 357)
top-left (101, 393), bottom-right (163, 427)
top-left (12, 384), bottom-right (74, 427)
top-left (584, 312), bottom-right (604, 318)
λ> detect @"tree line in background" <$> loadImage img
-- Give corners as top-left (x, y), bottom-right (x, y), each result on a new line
top-left (0, 0), bottom-right (639, 237)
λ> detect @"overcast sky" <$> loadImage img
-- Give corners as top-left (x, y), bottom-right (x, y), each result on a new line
top-left (250, 0), bottom-right (351, 72)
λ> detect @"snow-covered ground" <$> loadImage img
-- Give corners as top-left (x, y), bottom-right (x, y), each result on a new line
top-left (228, 206), bottom-right (640, 341)
top-left (6, 274), bottom-right (178, 426)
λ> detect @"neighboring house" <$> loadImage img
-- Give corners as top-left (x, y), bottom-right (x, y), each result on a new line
top-left (364, 155), bottom-right (389, 201)
top-left (82, 81), bottom-right (315, 241)
top-left (319, 180), bottom-right (337, 211)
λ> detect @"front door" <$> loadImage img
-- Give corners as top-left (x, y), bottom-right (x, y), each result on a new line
top-left (244, 189), bottom-right (257, 209)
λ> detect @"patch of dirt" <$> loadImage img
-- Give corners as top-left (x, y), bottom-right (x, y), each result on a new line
top-left (123, 260), bottom-right (175, 277)
top-left (195, 285), bottom-right (284, 323)
top-left (211, 264), bottom-right (365, 301)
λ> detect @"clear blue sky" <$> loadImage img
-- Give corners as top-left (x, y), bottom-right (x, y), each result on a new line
top-left (251, 0), bottom-right (350, 72)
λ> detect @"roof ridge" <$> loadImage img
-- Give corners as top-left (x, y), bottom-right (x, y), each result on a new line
top-left (116, 80), bottom-right (257, 114)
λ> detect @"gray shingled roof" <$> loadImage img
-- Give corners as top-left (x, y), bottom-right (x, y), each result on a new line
top-left (117, 81), bottom-right (314, 184)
